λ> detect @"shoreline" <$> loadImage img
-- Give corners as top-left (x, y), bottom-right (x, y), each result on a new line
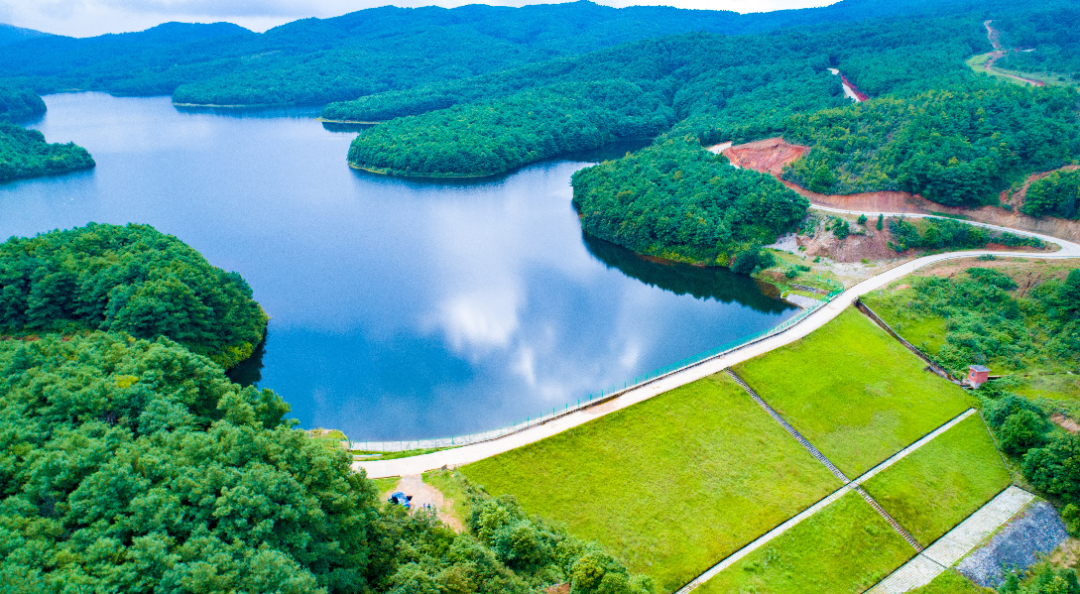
top-left (348, 162), bottom-right (497, 180)
top-left (318, 117), bottom-right (384, 124)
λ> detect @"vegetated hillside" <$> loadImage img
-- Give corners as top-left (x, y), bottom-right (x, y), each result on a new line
top-left (0, 0), bottom-right (1042, 107)
top-left (0, 23), bottom-right (49, 47)
top-left (345, 12), bottom-right (989, 178)
top-left (994, 6), bottom-right (1080, 83)
top-left (0, 86), bottom-right (46, 122)
top-left (572, 138), bottom-right (808, 267)
top-left (348, 80), bottom-right (675, 178)
top-left (327, 9), bottom-right (986, 126)
top-left (0, 332), bottom-right (660, 593)
top-left (1024, 168), bottom-right (1080, 219)
top-left (863, 266), bottom-right (1079, 376)
top-left (0, 122), bottom-right (94, 183)
top-left (0, 223), bottom-right (266, 369)
top-left (781, 86), bottom-right (1080, 206)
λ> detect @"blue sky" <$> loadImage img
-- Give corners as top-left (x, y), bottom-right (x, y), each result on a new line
top-left (1, 0), bottom-right (836, 38)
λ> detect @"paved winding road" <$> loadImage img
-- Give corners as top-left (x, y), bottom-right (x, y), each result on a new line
top-left (355, 209), bottom-right (1080, 479)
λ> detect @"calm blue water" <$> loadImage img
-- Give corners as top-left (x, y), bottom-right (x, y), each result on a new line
top-left (1, 93), bottom-right (797, 440)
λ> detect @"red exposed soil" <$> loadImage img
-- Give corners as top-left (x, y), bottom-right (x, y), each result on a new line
top-left (723, 138), bottom-right (808, 176)
top-left (1001, 165), bottom-right (1080, 210)
top-left (839, 73), bottom-right (870, 101)
top-left (723, 138), bottom-right (1080, 243)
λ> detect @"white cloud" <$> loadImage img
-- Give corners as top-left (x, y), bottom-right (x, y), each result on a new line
top-left (1, 0), bottom-right (836, 37)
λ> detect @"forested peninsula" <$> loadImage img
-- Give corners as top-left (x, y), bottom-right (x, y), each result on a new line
top-left (0, 86), bottom-right (46, 122)
top-left (0, 224), bottom-right (265, 368)
top-left (572, 138), bottom-right (808, 268)
top-left (0, 122), bottom-right (95, 183)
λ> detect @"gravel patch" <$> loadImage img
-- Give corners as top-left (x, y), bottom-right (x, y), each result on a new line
top-left (766, 233), bottom-right (799, 254)
top-left (957, 501), bottom-right (1068, 587)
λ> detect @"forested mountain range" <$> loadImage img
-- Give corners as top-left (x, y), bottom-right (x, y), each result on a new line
top-left (0, 0), bottom-right (1057, 107)
top-left (0, 23), bottom-right (48, 47)
top-left (343, 10), bottom-right (991, 178)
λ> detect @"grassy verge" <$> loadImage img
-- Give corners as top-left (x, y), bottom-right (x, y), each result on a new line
top-left (908, 570), bottom-right (991, 594)
top-left (695, 491), bottom-right (914, 594)
top-left (1014, 375), bottom-right (1080, 410)
top-left (756, 248), bottom-right (845, 297)
top-left (460, 372), bottom-right (841, 592)
top-left (371, 477), bottom-right (401, 498)
top-left (862, 414), bottom-right (1011, 546)
top-left (423, 469), bottom-right (472, 528)
top-left (350, 446), bottom-right (456, 461)
top-left (733, 309), bottom-right (974, 477)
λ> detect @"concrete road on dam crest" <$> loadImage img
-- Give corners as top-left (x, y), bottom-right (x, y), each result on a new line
top-left (355, 208), bottom-right (1080, 479)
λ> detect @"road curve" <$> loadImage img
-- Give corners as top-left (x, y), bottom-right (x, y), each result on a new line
top-left (355, 217), bottom-right (1080, 479)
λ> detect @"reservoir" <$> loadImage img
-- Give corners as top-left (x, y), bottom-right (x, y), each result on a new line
top-left (1, 93), bottom-right (798, 440)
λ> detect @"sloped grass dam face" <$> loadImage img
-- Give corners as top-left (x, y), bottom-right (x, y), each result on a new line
top-left (0, 92), bottom-right (798, 440)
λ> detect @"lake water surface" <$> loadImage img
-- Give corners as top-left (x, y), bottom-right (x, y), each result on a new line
top-left (2, 93), bottom-right (798, 440)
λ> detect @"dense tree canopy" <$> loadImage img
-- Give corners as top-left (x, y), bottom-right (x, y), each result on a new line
top-left (0, 123), bottom-right (95, 183)
top-left (0, 224), bottom-right (266, 369)
top-left (0, 331), bottom-right (657, 593)
top-left (885, 217), bottom-right (1044, 252)
top-left (781, 87), bottom-right (1080, 206)
top-left (994, 6), bottom-right (1080, 83)
top-left (572, 137), bottom-right (808, 267)
top-left (0, 0), bottom-right (1028, 108)
top-left (0, 333), bottom-right (367, 593)
top-left (348, 81), bottom-right (674, 178)
top-left (0, 86), bottom-right (46, 123)
top-left (1023, 168), bottom-right (1080, 219)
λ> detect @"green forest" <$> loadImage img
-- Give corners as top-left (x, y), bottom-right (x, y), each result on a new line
top-left (348, 80), bottom-right (674, 178)
top-left (0, 224), bottom-right (266, 369)
top-left (994, 6), bottom-right (1080, 83)
top-left (1023, 168), bottom-right (1080, 219)
top-left (781, 87), bottom-right (1080, 206)
top-left (0, 0), bottom-right (1026, 107)
top-left (885, 217), bottom-right (1045, 252)
top-left (0, 332), bottom-right (656, 594)
top-left (0, 122), bottom-right (95, 183)
top-left (572, 138), bottom-right (808, 267)
top-left (0, 86), bottom-right (45, 122)
top-left (345, 9), bottom-right (992, 178)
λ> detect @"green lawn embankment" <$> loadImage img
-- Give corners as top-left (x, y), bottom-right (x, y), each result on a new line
top-left (862, 414), bottom-right (1011, 546)
top-left (733, 309), bottom-right (974, 477)
top-left (694, 491), bottom-right (914, 594)
top-left (460, 372), bottom-right (841, 592)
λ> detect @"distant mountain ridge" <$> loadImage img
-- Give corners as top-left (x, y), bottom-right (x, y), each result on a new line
top-left (0, 23), bottom-right (49, 47)
top-left (0, 0), bottom-right (1049, 107)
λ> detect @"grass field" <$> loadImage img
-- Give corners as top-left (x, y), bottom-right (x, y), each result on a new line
top-left (859, 291), bottom-right (949, 356)
top-left (695, 491), bottom-right (914, 594)
top-left (733, 309), bottom-right (974, 477)
top-left (908, 570), bottom-right (990, 594)
top-left (862, 414), bottom-right (1011, 546)
top-left (1015, 375), bottom-right (1080, 409)
top-left (460, 372), bottom-right (841, 592)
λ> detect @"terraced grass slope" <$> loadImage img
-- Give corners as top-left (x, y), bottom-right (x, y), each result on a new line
top-left (862, 414), bottom-right (1011, 546)
top-left (460, 372), bottom-right (841, 592)
top-left (695, 491), bottom-right (914, 594)
top-left (733, 309), bottom-right (974, 477)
